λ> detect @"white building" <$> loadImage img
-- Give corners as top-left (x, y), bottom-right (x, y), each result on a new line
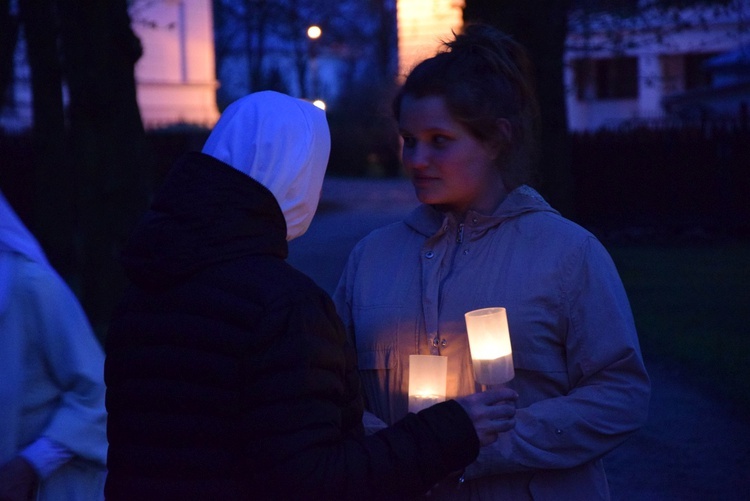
top-left (0, 0), bottom-right (219, 132)
top-left (4, 0), bottom-right (747, 133)
top-left (396, 0), bottom-right (464, 80)
top-left (395, 0), bottom-right (750, 131)
top-left (661, 44), bottom-right (750, 120)
top-left (131, 0), bottom-right (219, 128)
top-left (565, 0), bottom-right (750, 130)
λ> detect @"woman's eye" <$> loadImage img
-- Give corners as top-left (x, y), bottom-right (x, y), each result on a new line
top-left (402, 136), bottom-right (416, 148)
top-left (432, 135), bottom-right (450, 146)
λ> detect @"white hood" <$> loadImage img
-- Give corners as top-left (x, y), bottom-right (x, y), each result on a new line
top-left (202, 91), bottom-right (331, 241)
top-left (0, 191), bottom-right (50, 312)
top-left (0, 191), bottom-right (49, 265)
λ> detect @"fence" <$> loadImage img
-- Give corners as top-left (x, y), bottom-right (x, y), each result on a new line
top-left (2, 124), bottom-right (748, 241)
top-left (570, 124), bottom-right (750, 239)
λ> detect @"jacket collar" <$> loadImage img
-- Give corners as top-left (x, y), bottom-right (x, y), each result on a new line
top-left (404, 185), bottom-right (559, 237)
top-left (121, 152), bottom-right (288, 289)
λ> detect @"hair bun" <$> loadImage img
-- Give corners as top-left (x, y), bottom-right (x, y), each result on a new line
top-left (448, 24), bottom-right (529, 81)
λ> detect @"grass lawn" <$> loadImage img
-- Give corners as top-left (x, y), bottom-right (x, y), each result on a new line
top-left (606, 240), bottom-right (750, 413)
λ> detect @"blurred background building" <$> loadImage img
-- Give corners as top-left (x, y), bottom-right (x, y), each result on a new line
top-left (565, 1), bottom-right (750, 130)
top-left (1, 0), bottom-right (220, 131)
top-left (1, 0), bottom-right (748, 133)
top-left (396, 0), bottom-right (464, 80)
top-left (129, 0), bottom-right (220, 128)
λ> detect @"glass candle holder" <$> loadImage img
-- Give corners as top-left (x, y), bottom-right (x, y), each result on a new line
top-left (464, 307), bottom-right (514, 385)
top-left (408, 354), bottom-right (448, 413)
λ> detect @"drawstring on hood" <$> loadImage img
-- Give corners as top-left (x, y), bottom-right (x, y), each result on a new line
top-left (202, 91), bottom-right (331, 241)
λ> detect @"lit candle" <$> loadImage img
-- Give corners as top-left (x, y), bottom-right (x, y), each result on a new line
top-left (464, 307), bottom-right (514, 385)
top-left (408, 354), bottom-right (448, 413)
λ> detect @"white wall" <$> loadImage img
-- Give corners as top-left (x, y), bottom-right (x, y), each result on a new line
top-left (132, 0), bottom-right (220, 128)
top-left (565, 0), bottom-right (750, 131)
top-left (396, 0), bottom-right (465, 80)
top-left (1, 0), bottom-right (220, 132)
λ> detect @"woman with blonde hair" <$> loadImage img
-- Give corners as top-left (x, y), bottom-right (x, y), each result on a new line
top-left (334, 24), bottom-right (650, 499)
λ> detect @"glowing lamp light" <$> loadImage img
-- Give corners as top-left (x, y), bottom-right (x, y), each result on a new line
top-left (312, 99), bottom-right (326, 110)
top-left (464, 307), bottom-right (514, 385)
top-left (408, 354), bottom-right (447, 413)
top-left (307, 25), bottom-right (322, 40)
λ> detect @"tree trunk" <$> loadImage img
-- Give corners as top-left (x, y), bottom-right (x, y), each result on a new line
top-left (250, 0), bottom-right (270, 91)
top-left (287, 0), bottom-right (309, 98)
top-left (18, 0), bottom-right (75, 276)
top-left (464, 0), bottom-right (575, 217)
top-left (58, 0), bottom-right (152, 337)
top-left (373, 0), bottom-right (397, 82)
top-left (0, 0), bottom-right (18, 102)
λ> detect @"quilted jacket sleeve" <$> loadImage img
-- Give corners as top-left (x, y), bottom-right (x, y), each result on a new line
top-left (243, 293), bottom-right (480, 500)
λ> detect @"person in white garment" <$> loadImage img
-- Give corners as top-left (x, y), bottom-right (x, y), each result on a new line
top-left (0, 190), bottom-right (108, 501)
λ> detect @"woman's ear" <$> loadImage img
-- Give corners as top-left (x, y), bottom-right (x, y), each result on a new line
top-left (497, 118), bottom-right (512, 144)
top-left (490, 118), bottom-right (513, 159)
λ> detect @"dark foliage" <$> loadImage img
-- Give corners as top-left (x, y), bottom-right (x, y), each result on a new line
top-left (4, 122), bottom-right (747, 241)
top-left (3, 122), bottom-right (748, 341)
top-left (571, 124), bottom-right (750, 240)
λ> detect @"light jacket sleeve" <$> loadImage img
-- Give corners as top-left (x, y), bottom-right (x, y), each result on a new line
top-left (22, 260), bottom-right (108, 466)
top-left (466, 237), bottom-right (651, 477)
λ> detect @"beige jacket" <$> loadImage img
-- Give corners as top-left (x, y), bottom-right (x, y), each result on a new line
top-left (334, 186), bottom-right (651, 500)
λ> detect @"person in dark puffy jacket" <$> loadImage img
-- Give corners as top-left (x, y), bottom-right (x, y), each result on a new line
top-left (103, 90), bottom-right (518, 500)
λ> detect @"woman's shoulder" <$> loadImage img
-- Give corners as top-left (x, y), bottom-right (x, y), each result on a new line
top-left (356, 205), bottom-right (438, 247)
top-left (507, 209), bottom-right (615, 268)
top-left (512, 201), bottom-right (596, 242)
top-left (346, 217), bottom-right (428, 271)
top-left (2, 252), bottom-right (78, 310)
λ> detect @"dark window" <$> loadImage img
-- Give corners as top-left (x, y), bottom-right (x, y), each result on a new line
top-left (574, 58), bottom-right (595, 100)
top-left (684, 52), bottom-right (718, 90)
top-left (574, 56), bottom-right (638, 100)
top-left (596, 57), bottom-right (638, 98)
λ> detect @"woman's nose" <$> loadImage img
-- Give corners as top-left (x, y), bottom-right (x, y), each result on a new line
top-left (404, 143), bottom-right (428, 170)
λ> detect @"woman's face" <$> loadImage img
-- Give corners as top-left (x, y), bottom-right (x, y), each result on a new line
top-left (398, 95), bottom-right (507, 215)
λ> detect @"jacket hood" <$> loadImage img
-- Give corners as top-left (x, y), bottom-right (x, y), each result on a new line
top-left (121, 153), bottom-right (287, 290)
top-left (201, 91), bottom-right (330, 241)
top-left (0, 191), bottom-right (49, 265)
top-left (405, 184), bottom-right (559, 236)
top-left (0, 190), bottom-right (51, 313)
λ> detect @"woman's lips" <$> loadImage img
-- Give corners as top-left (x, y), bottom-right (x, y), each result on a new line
top-left (412, 175), bottom-right (439, 185)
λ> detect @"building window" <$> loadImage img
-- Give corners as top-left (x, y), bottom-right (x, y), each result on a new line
top-left (574, 56), bottom-right (639, 100)
top-left (684, 52), bottom-right (718, 90)
top-left (660, 55), bottom-right (683, 95)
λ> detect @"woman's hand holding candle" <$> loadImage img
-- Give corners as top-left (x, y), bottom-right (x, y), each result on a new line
top-left (455, 388), bottom-right (518, 447)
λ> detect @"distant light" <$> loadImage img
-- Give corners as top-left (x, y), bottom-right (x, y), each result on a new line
top-left (313, 99), bottom-right (326, 110)
top-left (307, 25), bottom-right (322, 40)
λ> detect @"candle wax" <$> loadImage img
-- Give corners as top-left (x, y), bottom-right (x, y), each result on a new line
top-left (408, 394), bottom-right (443, 413)
top-left (473, 354), bottom-right (514, 385)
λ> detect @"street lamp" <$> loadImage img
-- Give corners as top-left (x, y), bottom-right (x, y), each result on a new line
top-left (307, 25), bottom-right (322, 40)
top-left (306, 25), bottom-right (322, 103)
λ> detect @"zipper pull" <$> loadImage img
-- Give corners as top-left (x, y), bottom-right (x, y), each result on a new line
top-left (456, 223), bottom-right (464, 244)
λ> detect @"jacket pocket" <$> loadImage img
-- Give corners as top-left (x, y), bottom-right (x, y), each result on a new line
top-left (512, 350), bottom-right (567, 373)
top-left (357, 347), bottom-right (397, 370)
top-left (351, 304), bottom-right (403, 369)
top-left (511, 349), bottom-right (571, 397)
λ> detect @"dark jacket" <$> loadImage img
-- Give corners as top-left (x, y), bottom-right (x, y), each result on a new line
top-left (104, 152), bottom-right (480, 500)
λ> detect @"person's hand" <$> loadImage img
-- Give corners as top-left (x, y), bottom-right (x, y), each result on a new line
top-left (455, 388), bottom-right (518, 446)
top-left (0, 456), bottom-right (38, 501)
